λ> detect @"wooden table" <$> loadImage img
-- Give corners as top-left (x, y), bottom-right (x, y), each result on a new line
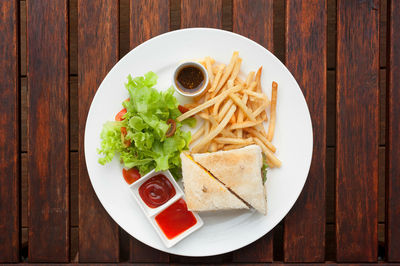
top-left (0, 0), bottom-right (399, 264)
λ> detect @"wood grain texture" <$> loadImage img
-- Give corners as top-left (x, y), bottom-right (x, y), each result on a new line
top-left (336, 0), bottom-right (379, 262)
top-left (233, 0), bottom-right (273, 51)
top-left (284, 0), bottom-right (326, 262)
top-left (130, 0), bottom-right (169, 49)
top-left (27, 0), bottom-right (69, 262)
top-left (129, 0), bottom-right (170, 262)
top-left (0, 0), bottom-right (19, 262)
top-left (387, 0), bottom-right (400, 261)
top-left (181, 0), bottom-right (222, 28)
top-left (78, 0), bottom-right (119, 262)
top-left (129, 239), bottom-right (169, 263)
top-left (231, 1), bottom-right (273, 262)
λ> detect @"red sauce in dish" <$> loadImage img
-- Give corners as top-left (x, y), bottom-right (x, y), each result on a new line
top-left (122, 168), bottom-right (141, 184)
top-left (155, 199), bottom-right (197, 239)
top-left (139, 174), bottom-right (176, 208)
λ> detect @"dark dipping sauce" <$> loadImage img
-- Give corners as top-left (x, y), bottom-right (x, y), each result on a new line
top-left (155, 198), bottom-right (197, 239)
top-left (176, 66), bottom-right (205, 93)
top-left (139, 174), bottom-right (176, 208)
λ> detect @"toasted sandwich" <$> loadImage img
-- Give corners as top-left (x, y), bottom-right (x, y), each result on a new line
top-left (180, 153), bottom-right (249, 211)
top-left (192, 145), bottom-right (267, 215)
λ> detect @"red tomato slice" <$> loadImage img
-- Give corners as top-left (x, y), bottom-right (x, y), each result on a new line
top-left (115, 108), bottom-right (127, 121)
top-left (178, 105), bottom-right (189, 114)
top-left (122, 168), bottom-right (141, 184)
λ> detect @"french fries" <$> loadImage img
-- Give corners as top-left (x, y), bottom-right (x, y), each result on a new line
top-left (267, 81), bottom-right (278, 141)
top-left (184, 52), bottom-right (281, 168)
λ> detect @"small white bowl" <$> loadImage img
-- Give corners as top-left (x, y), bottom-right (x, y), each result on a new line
top-left (172, 61), bottom-right (209, 97)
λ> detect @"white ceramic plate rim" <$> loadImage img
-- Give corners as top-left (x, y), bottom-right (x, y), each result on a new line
top-left (84, 28), bottom-right (313, 257)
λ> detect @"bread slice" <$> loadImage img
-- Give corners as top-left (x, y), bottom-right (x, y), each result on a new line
top-left (180, 153), bottom-right (248, 211)
top-left (192, 145), bottom-right (267, 215)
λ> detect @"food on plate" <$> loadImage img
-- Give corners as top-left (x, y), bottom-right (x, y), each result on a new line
top-left (155, 198), bottom-right (198, 240)
top-left (173, 62), bottom-right (209, 97)
top-left (191, 145), bottom-right (267, 215)
top-left (97, 71), bottom-right (195, 180)
top-left (180, 153), bottom-right (248, 211)
top-left (138, 173), bottom-right (176, 208)
top-left (122, 167), bottom-right (141, 184)
top-left (177, 51), bottom-right (281, 168)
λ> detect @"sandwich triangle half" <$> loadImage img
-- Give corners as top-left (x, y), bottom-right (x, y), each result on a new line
top-left (192, 145), bottom-right (267, 215)
top-left (180, 153), bottom-right (248, 211)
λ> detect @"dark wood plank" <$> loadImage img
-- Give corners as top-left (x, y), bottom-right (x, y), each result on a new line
top-left (130, 0), bottom-right (169, 49)
top-left (27, 0), bottom-right (69, 262)
top-left (284, 0), bottom-right (326, 262)
top-left (129, 239), bottom-right (169, 263)
top-left (233, 0), bottom-right (273, 51)
top-left (181, 0), bottom-right (222, 28)
top-left (129, 0), bottom-right (170, 262)
top-left (336, 0), bottom-right (379, 262)
top-left (230, 0), bottom-right (274, 262)
top-left (78, 0), bottom-right (120, 262)
top-left (387, 0), bottom-right (400, 261)
top-left (0, 0), bottom-right (19, 262)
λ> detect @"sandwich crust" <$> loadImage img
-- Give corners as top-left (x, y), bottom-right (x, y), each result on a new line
top-left (192, 145), bottom-right (267, 215)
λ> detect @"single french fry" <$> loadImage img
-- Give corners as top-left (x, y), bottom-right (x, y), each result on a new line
top-left (228, 57), bottom-right (242, 83)
top-left (236, 92), bottom-right (249, 138)
top-left (256, 123), bottom-right (268, 137)
top-left (223, 144), bottom-right (248, 150)
top-left (217, 99), bottom-right (234, 122)
top-left (253, 101), bottom-right (269, 117)
top-left (254, 137), bottom-right (281, 167)
top-left (255, 67), bottom-right (262, 92)
top-left (235, 77), bottom-right (245, 86)
top-left (229, 93), bottom-right (257, 122)
top-left (211, 51), bottom-right (239, 95)
top-left (184, 103), bottom-right (199, 109)
top-left (204, 120), bottom-right (210, 136)
top-left (209, 64), bottom-right (225, 92)
top-left (245, 128), bottom-right (276, 153)
top-left (230, 120), bottom-right (264, 130)
top-left (265, 157), bottom-right (274, 168)
top-left (221, 129), bottom-right (237, 138)
top-left (217, 143), bottom-right (225, 150)
top-left (177, 85), bottom-right (241, 121)
top-left (230, 112), bottom-right (236, 123)
top-left (192, 105), bottom-right (237, 152)
top-left (214, 137), bottom-right (253, 145)
top-left (212, 65), bottom-right (219, 75)
top-left (245, 71), bottom-right (255, 87)
top-left (246, 81), bottom-right (257, 92)
top-left (205, 56), bottom-right (215, 86)
top-left (190, 125), bottom-right (205, 144)
top-left (267, 81), bottom-right (278, 141)
top-left (243, 90), bottom-right (270, 101)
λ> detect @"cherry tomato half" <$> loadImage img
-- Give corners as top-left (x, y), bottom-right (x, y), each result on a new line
top-left (178, 105), bottom-right (189, 114)
top-left (115, 108), bottom-right (127, 121)
top-left (120, 127), bottom-right (131, 147)
top-left (122, 168), bottom-right (141, 184)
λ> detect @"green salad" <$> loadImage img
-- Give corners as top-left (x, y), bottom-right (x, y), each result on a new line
top-left (98, 71), bottom-right (195, 179)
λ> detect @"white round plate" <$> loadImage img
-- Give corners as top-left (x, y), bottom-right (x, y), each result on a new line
top-left (85, 28), bottom-right (313, 257)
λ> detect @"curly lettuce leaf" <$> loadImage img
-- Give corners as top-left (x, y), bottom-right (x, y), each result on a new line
top-left (98, 71), bottom-right (192, 177)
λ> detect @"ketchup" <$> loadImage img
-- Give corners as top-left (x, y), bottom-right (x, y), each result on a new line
top-left (139, 174), bottom-right (176, 208)
top-left (155, 199), bottom-right (197, 239)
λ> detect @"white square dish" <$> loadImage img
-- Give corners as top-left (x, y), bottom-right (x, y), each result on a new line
top-left (129, 169), bottom-right (203, 248)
